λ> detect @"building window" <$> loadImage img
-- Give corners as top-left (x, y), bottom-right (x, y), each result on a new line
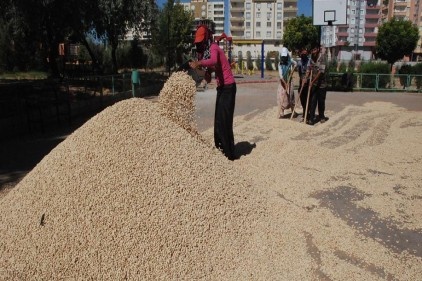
top-left (266, 31), bottom-right (271, 38)
top-left (246, 22), bottom-right (251, 29)
top-left (246, 12), bottom-right (251, 19)
top-left (246, 31), bottom-right (251, 38)
top-left (256, 31), bottom-right (261, 37)
top-left (359, 28), bottom-right (363, 33)
top-left (256, 21), bottom-right (261, 27)
top-left (350, 28), bottom-right (355, 33)
top-left (277, 3), bottom-right (282, 10)
top-left (267, 12), bottom-right (271, 20)
top-left (277, 12), bottom-right (282, 20)
top-left (257, 12), bottom-right (261, 18)
top-left (267, 3), bottom-right (272, 9)
top-left (246, 3), bottom-right (251, 10)
top-left (257, 3), bottom-right (261, 10)
top-left (276, 31), bottom-right (282, 38)
top-left (267, 21), bottom-right (271, 27)
top-left (277, 22), bottom-right (282, 29)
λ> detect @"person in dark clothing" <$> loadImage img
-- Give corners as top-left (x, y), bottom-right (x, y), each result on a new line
top-left (309, 46), bottom-right (329, 124)
top-left (297, 49), bottom-right (313, 123)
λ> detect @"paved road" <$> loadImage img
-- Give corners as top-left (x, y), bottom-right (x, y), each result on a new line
top-left (196, 81), bottom-right (422, 132)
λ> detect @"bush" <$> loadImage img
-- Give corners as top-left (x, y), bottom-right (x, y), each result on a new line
top-left (255, 56), bottom-right (262, 71)
top-left (398, 64), bottom-right (412, 88)
top-left (265, 55), bottom-right (273, 70)
top-left (412, 63), bottom-right (422, 89)
top-left (246, 51), bottom-right (253, 71)
top-left (359, 62), bottom-right (390, 88)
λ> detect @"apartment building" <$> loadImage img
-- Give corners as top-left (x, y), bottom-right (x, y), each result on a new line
top-left (321, 0), bottom-right (422, 62)
top-left (182, 0), bottom-right (297, 58)
top-left (230, 0), bottom-right (297, 56)
top-left (321, 0), bottom-right (383, 62)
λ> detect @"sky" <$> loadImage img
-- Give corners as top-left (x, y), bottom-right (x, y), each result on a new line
top-left (156, 0), bottom-right (312, 17)
top-left (298, 0), bottom-right (312, 17)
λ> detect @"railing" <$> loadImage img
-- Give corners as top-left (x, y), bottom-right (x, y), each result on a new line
top-left (327, 72), bottom-right (422, 92)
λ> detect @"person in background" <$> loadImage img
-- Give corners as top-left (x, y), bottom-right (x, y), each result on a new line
top-left (297, 49), bottom-right (312, 124)
top-left (189, 25), bottom-right (237, 160)
top-left (309, 46), bottom-right (329, 124)
top-left (277, 47), bottom-right (297, 118)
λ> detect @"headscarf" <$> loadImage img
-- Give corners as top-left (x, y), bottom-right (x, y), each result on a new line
top-left (194, 25), bottom-right (212, 61)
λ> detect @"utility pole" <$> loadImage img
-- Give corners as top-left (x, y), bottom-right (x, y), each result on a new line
top-left (355, 0), bottom-right (362, 61)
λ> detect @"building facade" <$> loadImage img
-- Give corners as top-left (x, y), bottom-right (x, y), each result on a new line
top-left (321, 0), bottom-right (383, 62)
top-left (321, 0), bottom-right (422, 63)
top-left (182, 0), bottom-right (298, 60)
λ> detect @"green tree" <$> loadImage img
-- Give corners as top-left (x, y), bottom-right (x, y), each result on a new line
top-left (93, 0), bottom-right (156, 74)
top-left (282, 15), bottom-right (319, 54)
top-left (153, 0), bottom-right (193, 73)
top-left (376, 18), bottom-right (419, 70)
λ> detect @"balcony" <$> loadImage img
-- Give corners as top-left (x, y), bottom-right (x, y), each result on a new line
top-left (363, 41), bottom-right (376, 46)
top-left (364, 32), bottom-right (377, 37)
top-left (230, 7), bottom-right (245, 12)
top-left (231, 16), bottom-right (245, 22)
top-left (336, 41), bottom-right (349, 46)
top-left (366, 5), bottom-right (381, 10)
top-left (394, 1), bottom-right (408, 7)
top-left (365, 23), bottom-right (379, 28)
top-left (393, 10), bottom-right (407, 16)
top-left (337, 32), bottom-right (349, 37)
top-left (231, 26), bottom-right (245, 31)
top-left (283, 6), bottom-right (297, 12)
top-left (365, 13), bottom-right (381, 19)
top-left (284, 11), bottom-right (296, 18)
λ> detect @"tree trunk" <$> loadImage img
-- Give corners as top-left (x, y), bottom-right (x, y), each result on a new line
top-left (111, 40), bottom-right (118, 74)
top-left (80, 35), bottom-right (103, 74)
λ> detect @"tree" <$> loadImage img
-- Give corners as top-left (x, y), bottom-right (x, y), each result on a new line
top-left (153, 0), bottom-right (194, 73)
top-left (376, 18), bottom-right (419, 69)
top-left (93, 0), bottom-right (156, 74)
top-left (282, 15), bottom-right (319, 54)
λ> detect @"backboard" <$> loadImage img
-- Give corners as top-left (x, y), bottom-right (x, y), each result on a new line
top-left (313, 0), bottom-right (348, 26)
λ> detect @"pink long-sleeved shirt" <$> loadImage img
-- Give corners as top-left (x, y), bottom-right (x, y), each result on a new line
top-left (200, 43), bottom-right (235, 87)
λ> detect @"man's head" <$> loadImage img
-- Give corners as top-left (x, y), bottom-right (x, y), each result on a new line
top-left (311, 46), bottom-right (321, 59)
top-left (194, 25), bottom-right (212, 53)
top-left (280, 47), bottom-right (289, 65)
top-left (300, 49), bottom-right (308, 60)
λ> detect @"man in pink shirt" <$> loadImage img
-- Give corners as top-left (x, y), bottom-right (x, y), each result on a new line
top-left (189, 25), bottom-right (237, 160)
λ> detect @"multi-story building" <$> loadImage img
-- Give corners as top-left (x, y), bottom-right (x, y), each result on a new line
top-left (182, 0), bottom-right (297, 59)
top-left (230, 0), bottom-right (297, 56)
top-left (321, 0), bottom-right (383, 62)
top-left (322, 0), bottom-right (422, 63)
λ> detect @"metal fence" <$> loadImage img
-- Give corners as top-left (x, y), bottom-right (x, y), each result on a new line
top-left (327, 73), bottom-right (422, 92)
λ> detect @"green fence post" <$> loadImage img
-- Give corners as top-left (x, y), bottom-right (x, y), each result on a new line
top-left (131, 70), bottom-right (140, 97)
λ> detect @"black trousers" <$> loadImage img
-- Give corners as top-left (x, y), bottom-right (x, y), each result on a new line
top-left (299, 81), bottom-right (313, 120)
top-left (310, 87), bottom-right (327, 121)
top-left (215, 83), bottom-right (236, 160)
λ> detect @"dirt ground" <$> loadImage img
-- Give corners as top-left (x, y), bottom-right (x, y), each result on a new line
top-left (1, 80), bottom-right (421, 279)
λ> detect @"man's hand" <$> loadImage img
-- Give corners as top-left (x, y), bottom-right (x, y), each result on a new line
top-left (189, 61), bottom-right (201, 69)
